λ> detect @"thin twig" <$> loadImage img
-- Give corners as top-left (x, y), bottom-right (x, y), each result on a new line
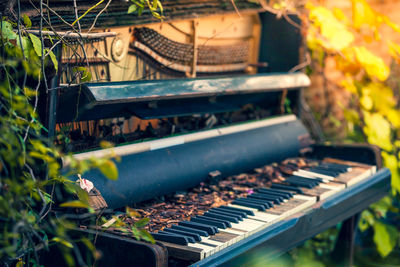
top-left (24, 73), bottom-right (41, 141)
top-left (87, 0), bottom-right (112, 33)
top-left (72, 0), bottom-right (105, 26)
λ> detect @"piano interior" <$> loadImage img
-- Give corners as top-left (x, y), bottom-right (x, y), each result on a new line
top-left (35, 2), bottom-right (391, 266)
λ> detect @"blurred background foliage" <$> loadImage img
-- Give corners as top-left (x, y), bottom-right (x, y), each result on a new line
top-left (263, 0), bottom-right (400, 265)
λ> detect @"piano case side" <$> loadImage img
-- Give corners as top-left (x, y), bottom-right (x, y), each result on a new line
top-left (38, 228), bottom-right (168, 267)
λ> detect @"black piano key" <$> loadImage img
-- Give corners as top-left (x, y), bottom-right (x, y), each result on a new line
top-left (311, 166), bottom-right (342, 175)
top-left (158, 231), bottom-right (196, 243)
top-left (235, 197), bottom-right (271, 207)
top-left (232, 200), bottom-right (266, 211)
top-left (163, 228), bottom-right (202, 242)
top-left (179, 221), bottom-right (218, 235)
top-left (197, 215), bottom-right (232, 228)
top-left (288, 176), bottom-right (322, 184)
top-left (151, 232), bottom-right (189, 245)
top-left (203, 212), bottom-right (239, 223)
top-left (319, 163), bottom-right (348, 171)
top-left (238, 196), bottom-right (274, 209)
top-left (212, 207), bottom-right (248, 218)
top-left (247, 195), bottom-right (281, 205)
top-left (307, 168), bottom-right (338, 177)
top-left (271, 183), bottom-right (304, 194)
top-left (257, 188), bottom-right (293, 198)
top-left (239, 197), bottom-right (274, 207)
top-left (320, 162), bottom-right (351, 171)
top-left (248, 194), bottom-right (284, 204)
top-left (208, 209), bottom-right (243, 221)
top-left (218, 205), bottom-right (255, 216)
top-left (191, 217), bottom-right (227, 229)
top-left (255, 189), bottom-right (292, 199)
top-left (171, 225), bottom-right (209, 237)
top-left (286, 175), bottom-right (318, 184)
top-left (284, 179), bottom-right (315, 189)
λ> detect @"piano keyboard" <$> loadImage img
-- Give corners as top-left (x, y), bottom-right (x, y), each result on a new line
top-left (121, 157), bottom-right (376, 261)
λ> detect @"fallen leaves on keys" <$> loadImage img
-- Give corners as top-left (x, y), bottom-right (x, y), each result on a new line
top-left (107, 157), bottom-right (321, 233)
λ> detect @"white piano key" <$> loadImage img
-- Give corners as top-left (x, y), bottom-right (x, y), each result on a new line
top-left (201, 237), bottom-right (227, 250)
top-left (291, 172), bottom-right (330, 183)
top-left (293, 170), bottom-right (334, 181)
top-left (188, 243), bottom-right (215, 257)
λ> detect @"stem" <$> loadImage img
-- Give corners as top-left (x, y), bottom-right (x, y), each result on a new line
top-left (71, 0), bottom-right (105, 26)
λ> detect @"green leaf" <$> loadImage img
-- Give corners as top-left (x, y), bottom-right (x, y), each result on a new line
top-left (28, 33), bottom-right (42, 57)
top-left (373, 221), bottom-right (398, 257)
top-left (81, 237), bottom-right (96, 253)
top-left (59, 200), bottom-right (89, 209)
top-left (359, 210), bottom-right (374, 232)
top-left (134, 218), bottom-right (149, 228)
top-left (158, 1), bottom-right (163, 13)
top-left (52, 237), bottom-right (74, 248)
top-left (76, 187), bottom-right (89, 205)
top-left (139, 229), bottom-right (155, 243)
top-left (1, 21), bottom-right (17, 41)
top-left (131, 226), bottom-right (140, 240)
top-left (98, 159), bottom-right (118, 180)
top-left (23, 14), bottom-right (32, 28)
top-left (127, 4), bottom-right (137, 14)
top-left (48, 49), bottom-right (58, 72)
top-left (138, 6), bottom-right (144, 16)
top-left (73, 66), bottom-right (92, 82)
top-left (152, 0), bottom-right (158, 9)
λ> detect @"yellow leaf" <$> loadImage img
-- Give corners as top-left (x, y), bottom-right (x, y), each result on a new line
top-left (386, 110), bottom-right (400, 128)
top-left (126, 207), bottom-right (141, 218)
top-left (388, 41), bottom-right (400, 64)
top-left (308, 6), bottom-right (354, 51)
top-left (353, 46), bottom-right (390, 81)
top-left (340, 75), bottom-right (359, 94)
top-left (333, 7), bottom-right (349, 24)
top-left (383, 16), bottom-right (400, 34)
top-left (363, 112), bottom-right (392, 151)
top-left (373, 221), bottom-right (397, 257)
top-left (352, 0), bottom-right (380, 29)
top-left (98, 159), bottom-right (118, 180)
top-left (360, 95), bottom-right (373, 110)
top-left (362, 82), bottom-right (396, 119)
top-left (60, 200), bottom-right (89, 208)
top-left (16, 259), bottom-right (24, 267)
top-left (52, 237), bottom-right (74, 248)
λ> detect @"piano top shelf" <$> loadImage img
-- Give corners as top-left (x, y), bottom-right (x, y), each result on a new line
top-left (72, 72), bottom-right (310, 104)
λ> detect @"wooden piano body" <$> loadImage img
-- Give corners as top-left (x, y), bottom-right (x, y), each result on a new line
top-left (25, 1), bottom-right (391, 266)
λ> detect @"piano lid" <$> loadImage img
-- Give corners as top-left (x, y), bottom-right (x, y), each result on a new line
top-left (57, 73), bottom-right (310, 122)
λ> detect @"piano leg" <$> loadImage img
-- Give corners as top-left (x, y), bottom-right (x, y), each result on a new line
top-left (331, 213), bottom-right (360, 266)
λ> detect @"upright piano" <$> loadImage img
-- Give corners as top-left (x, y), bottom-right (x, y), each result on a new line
top-left (24, 1), bottom-right (392, 266)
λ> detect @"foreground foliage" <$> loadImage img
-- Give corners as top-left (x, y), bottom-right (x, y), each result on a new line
top-left (0, 12), bottom-right (154, 266)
